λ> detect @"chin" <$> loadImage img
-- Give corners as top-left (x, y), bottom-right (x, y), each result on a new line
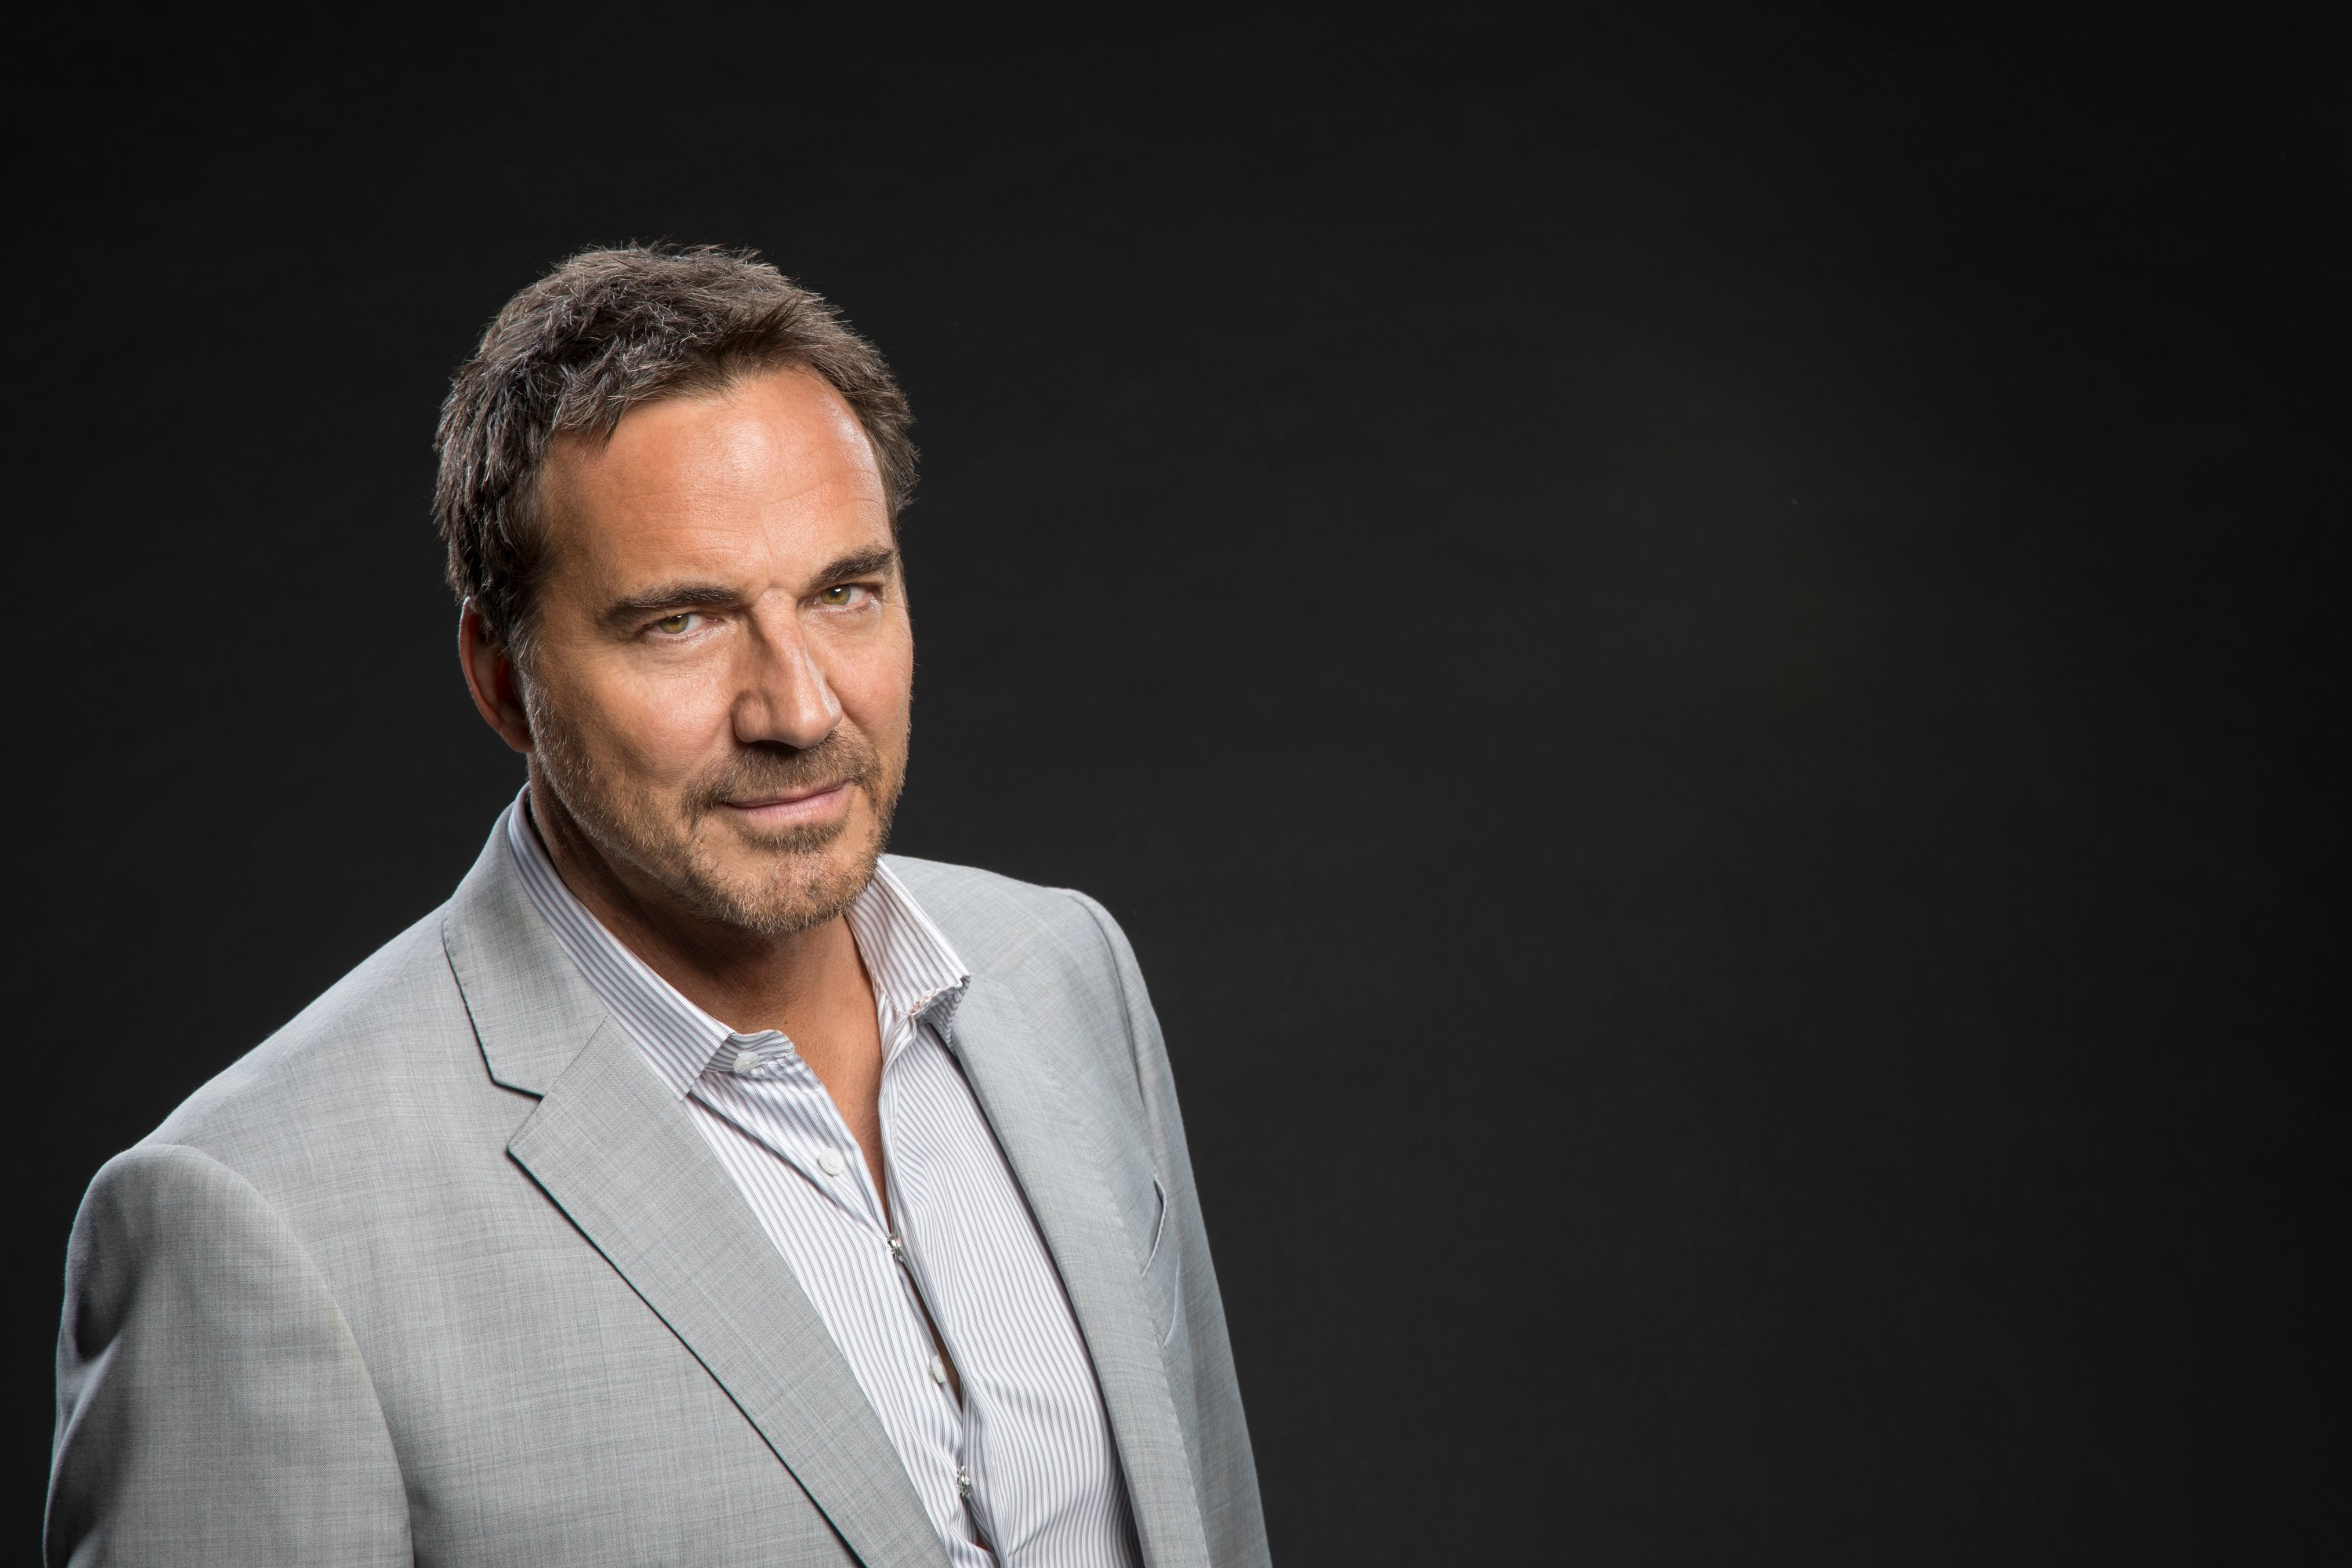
top-left (692, 829), bottom-right (884, 938)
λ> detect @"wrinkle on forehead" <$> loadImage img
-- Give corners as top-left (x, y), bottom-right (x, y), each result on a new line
top-left (537, 369), bottom-right (892, 596)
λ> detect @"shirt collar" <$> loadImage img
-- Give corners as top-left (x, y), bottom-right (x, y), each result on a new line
top-left (502, 795), bottom-right (972, 1100)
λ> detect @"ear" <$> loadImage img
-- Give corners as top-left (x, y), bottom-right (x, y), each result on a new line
top-left (458, 601), bottom-right (534, 756)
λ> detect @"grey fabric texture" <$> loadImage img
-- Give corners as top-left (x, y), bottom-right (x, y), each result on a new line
top-left (47, 814), bottom-right (1269, 1567)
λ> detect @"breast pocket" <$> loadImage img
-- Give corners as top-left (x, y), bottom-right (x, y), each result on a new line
top-left (1139, 1174), bottom-right (1182, 1348)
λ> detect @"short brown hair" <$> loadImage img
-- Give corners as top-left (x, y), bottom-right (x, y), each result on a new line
top-left (432, 243), bottom-right (916, 652)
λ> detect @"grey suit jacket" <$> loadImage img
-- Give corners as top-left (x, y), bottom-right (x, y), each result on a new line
top-left (47, 816), bottom-right (1269, 1567)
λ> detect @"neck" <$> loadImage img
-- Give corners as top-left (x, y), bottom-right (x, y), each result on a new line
top-left (524, 774), bottom-right (863, 1037)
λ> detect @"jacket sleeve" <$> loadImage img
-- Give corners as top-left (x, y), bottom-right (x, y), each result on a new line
top-left (48, 1142), bottom-right (411, 1566)
top-left (1065, 891), bottom-right (1273, 1568)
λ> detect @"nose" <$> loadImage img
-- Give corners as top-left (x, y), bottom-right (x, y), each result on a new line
top-left (732, 612), bottom-right (843, 751)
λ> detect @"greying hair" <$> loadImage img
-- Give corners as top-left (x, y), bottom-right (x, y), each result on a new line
top-left (432, 244), bottom-right (916, 652)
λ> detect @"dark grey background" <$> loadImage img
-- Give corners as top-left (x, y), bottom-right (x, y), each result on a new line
top-left (13, 5), bottom-right (2343, 1559)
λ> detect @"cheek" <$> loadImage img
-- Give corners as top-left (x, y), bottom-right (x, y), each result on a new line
top-left (572, 663), bottom-right (738, 782)
top-left (838, 642), bottom-right (915, 750)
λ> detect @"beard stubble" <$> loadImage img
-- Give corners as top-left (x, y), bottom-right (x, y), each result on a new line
top-left (528, 685), bottom-right (905, 938)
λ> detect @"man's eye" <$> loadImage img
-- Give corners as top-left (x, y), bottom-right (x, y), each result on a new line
top-left (652, 612), bottom-right (701, 635)
top-left (818, 584), bottom-right (871, 608)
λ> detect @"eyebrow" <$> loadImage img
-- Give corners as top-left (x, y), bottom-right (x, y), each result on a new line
top-left (814, 546), bottom-right (902, 586)
top-left (598, 582), bottom-right (744, 631)
top-left (597, 548), bottom-right (902, 631)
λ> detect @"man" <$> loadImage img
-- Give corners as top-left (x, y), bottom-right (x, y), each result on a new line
top-left (47, 245), bottom-right (1268, 1567)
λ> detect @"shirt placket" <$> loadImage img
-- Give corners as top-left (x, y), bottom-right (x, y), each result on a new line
top-left (695, 1029), bottom-right (884, 1232)
top-left (874, 1006), bottom-right (997, 1554)
top-left (708, 1018), bottom-right (983, 1552)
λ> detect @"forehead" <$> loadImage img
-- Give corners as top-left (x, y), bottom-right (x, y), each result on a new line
top-left (537, 368), bottom-right (891, 586)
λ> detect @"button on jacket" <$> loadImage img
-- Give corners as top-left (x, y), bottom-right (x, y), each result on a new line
top-left (46, 808), bottom-right (1269, 1567)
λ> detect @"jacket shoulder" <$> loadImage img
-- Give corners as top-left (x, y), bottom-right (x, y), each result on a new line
top-left (882, 854), bottom-right (1136, 1000)
top-left (145, 904), bottom-right (482, 1166)
top-left (883, 854), bottom-right (1099, 940)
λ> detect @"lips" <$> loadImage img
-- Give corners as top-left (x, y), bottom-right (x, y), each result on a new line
top-left (697, 730), bottom-right (881, 822)
top-left (722, 780), bottom-right (851, 811)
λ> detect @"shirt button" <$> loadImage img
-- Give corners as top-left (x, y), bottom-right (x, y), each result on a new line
top-left (817, 1148), bottom-right (847, 1178)
top-left (730, 1048), bottom-right (759, 1074)
top-left (930, 1354), bottom-right (948, 1386)
top-left (888, 1233), bottom-right (908, 1265)
top-left (955, 1465), bottom-right (972, 1498)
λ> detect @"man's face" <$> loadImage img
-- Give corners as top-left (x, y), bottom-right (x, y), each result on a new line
top-left (515, 368), bottom-right (913, 937)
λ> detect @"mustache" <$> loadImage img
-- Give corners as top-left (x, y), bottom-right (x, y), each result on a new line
top-left (689, 731), bottom-right (880, 809)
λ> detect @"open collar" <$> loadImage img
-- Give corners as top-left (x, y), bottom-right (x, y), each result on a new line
top-left (499, 793), bottom-right (972, 1099)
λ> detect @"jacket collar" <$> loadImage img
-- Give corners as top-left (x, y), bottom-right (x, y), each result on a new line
top-left (441, 805), bottom-right (607, 1098)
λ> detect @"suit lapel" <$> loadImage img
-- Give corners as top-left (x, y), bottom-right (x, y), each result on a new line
top-left (442, 815), bottom-right (939, 1568)
top-left (946, 976), bottom-right (1213, 1568)
top-left (506, 1025), bottom-right (940, 1568)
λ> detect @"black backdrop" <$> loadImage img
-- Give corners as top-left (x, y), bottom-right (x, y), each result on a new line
top-left (12, 7), bottom-right (2343, 1559)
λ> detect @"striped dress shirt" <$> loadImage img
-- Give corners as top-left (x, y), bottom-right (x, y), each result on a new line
top-left (506, 804), bottom-right (1140, 1568)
